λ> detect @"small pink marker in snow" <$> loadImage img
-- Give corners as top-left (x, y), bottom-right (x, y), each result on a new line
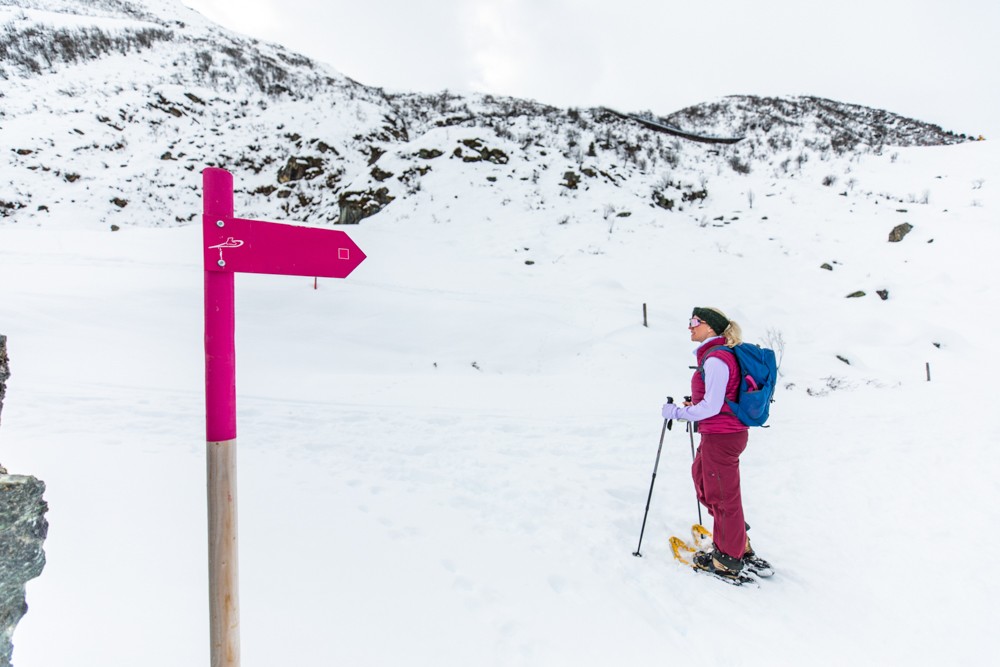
top-left (201, 167), bottom-right (365, 667)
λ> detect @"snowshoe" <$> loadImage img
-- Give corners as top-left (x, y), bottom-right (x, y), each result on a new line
top-left (743, 538), bottom-right (774, 577)
top-left (691, 551), bottom-right (756, 587)
top-left (670, 524), bottom-right (712, 564)
top-left (742, 552), bottom-right (774, 577)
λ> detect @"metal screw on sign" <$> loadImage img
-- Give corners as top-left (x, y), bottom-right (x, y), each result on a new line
top-left (201, 168), bottom-right (366, 667)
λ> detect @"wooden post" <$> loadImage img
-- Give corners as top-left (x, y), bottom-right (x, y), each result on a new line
top-left (207, 439), bottom-right (239, 667)
top-left (204, 168), bottom-right (240, 667)
top-left (643, 303), bottom-right (648, 328)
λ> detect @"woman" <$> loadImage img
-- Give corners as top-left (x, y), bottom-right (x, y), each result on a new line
top-left (660, 307), bottom-right (759, 579)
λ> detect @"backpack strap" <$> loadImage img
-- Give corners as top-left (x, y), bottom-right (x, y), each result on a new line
top-left (697, 344), bottom-right (736, 378)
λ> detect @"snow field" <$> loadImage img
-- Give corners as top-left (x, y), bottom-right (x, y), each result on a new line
top-left (2, 141), bottom-right (999, 665)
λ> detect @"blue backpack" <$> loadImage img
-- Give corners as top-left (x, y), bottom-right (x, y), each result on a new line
top-left (699, 343), bottom-right (778, 427)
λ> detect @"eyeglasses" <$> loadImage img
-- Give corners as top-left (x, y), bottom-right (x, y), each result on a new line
top-left (689, 317), bottom-right (704, 328)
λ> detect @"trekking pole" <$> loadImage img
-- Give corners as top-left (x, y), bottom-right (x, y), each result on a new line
top-left (633, 398), bottom-right (673, 557)
top-left (686, 416), bottom-right (704, 527)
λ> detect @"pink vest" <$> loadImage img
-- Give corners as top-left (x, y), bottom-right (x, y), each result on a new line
top-left (691, 337), bottom-right (747, 434)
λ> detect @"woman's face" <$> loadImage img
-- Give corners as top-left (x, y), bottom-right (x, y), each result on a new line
top-left (688, 316), bottom-right (716, 343)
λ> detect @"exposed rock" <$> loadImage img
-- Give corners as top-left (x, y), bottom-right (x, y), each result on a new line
top-left (371, 166), bottom-right (394, 182)
top-left (0, 475), bottom-right (48, 667)
top-left (561, 171), bottom-right (580, 190)
top-left (416, 148), bottom-right (443, 160)
top-left (652, 191), bottom-right (674, 210)
top-left (888, 223), bottom-right (914, 242)
top-left (338, 187), bottom-right (395, 224)
top-left (366, 147), bottom-right (385, 166)
top-left (453, 139), bottom-right (509, 164)
top-left (846, 290), bottom-right (866, 298)
top-left (149, 92), bottom-right (184, 117)
top-left (0, 340), bottom-right (49, 667)
top-left (111, 197), bottom-right (128, 208)
top-left (876, 289), bottom-right (889, 300)
top-left (277, 156), bottom-right (324, 184)
top-left (821, 263), bottom-right (833, 271)
top-left (96, 115), bottom-right (123, 131)
top-left (379, 115), bottom-right (408, 142)
top-left (0, 336), bottom-right (8, 428)
top-left (399, 165), bottom-right (431, 193)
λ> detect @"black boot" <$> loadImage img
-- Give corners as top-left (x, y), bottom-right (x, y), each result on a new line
top-left (693, 547), bottom-right (744, 578)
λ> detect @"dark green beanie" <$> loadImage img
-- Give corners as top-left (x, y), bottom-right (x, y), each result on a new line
top-left (692, 307), bottom-right (730, 335)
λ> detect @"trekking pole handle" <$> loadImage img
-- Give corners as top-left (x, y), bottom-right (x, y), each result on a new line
top-left (665, 396), bottom-right (674, 430)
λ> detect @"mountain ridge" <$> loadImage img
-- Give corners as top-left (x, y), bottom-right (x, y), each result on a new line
top-left (0, 0), bottom-right (975, 231)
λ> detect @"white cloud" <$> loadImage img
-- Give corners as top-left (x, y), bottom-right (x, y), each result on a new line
top-left (181, 0), bottom-right (1000, 136)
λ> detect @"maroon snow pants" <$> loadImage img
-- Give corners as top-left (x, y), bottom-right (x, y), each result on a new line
top-left (691, 430), bottom-right (749, 560)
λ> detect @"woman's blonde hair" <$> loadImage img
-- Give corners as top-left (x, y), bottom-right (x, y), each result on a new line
top-left (703, 307), bottom-right (743, 347)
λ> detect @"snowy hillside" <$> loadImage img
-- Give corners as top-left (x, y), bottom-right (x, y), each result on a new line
top-left (1, 0), bottom-right (973, 232)
top-left (2, 1), bottom-right (999, 666)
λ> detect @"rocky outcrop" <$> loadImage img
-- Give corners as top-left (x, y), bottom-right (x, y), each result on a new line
top-left (561, 171), bottom-right (581, 190)
top-left (0, 475), bottom-right (47, 667)
top-left (652, 191), bottom-right (675, 210)
top-left (0, 336), bottom-right (8, 429)
top-left (337, 188), bottom-right (395, 225)
top-left (0, 336), bottom-right (49, 667)
top-left (452, 139), bottom-right (509, 164)
top-left (888, 223), bottom-right (914, 242)
top-left (277, 156), bottom-right (325, 184)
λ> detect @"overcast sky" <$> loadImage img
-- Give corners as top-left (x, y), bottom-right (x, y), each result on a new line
top-left (180, 0), bottom-right (998, 138)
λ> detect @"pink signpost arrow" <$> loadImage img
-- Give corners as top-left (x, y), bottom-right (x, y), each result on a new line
top-left (204, 217), bottom-right (366, 278)
top-left (202, 167), bottom-right (365, 667)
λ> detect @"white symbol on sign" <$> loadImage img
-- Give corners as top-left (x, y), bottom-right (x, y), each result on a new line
top-left (338, 248), bottom-right (350, 260)
top-left (209, 237), bottom-right (244, 263)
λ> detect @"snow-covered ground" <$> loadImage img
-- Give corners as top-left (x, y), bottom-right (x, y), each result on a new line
top-left (2, 132), bottom-right (998, 666)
